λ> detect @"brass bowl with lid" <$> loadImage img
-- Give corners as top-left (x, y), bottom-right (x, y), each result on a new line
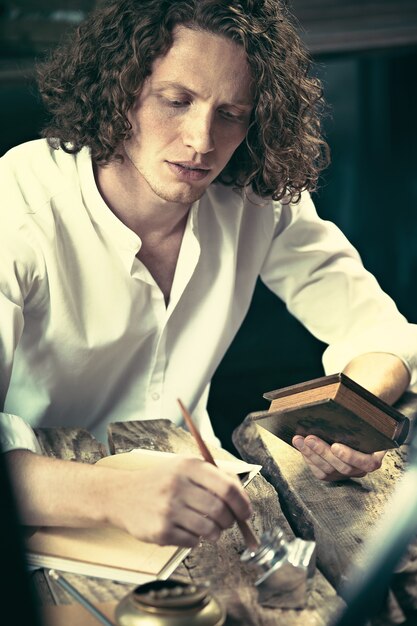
top-left (115, 579), bottom-right (226, 626)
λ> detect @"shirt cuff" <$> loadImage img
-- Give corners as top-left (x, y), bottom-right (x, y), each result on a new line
top-left (0, 413), bottom-right (42, 454)
top-left (322, 323), bottom-right (417, 388)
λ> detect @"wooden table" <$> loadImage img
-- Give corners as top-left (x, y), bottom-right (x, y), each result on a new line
top-left (33, 419), bottom-right (343, 626)
top-left (32, 393), bottom-right (417, 625)
top-left (233, 391), bottom-right (417, 625)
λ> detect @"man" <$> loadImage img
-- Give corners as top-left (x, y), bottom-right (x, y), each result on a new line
top-left (1, 0), bottom-right (416, 547)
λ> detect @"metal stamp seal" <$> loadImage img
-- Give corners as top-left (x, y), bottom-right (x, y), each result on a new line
top-left (116, 579), bottom-right (226, 626)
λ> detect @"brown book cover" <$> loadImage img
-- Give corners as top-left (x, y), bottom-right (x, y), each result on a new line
top-left (250, 373), bottom-right (410, 453)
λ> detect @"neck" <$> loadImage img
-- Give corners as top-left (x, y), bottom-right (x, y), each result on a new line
top-left (93, 159), bottom-right (191, 239)
top-left (93, 157), bottom-right (192, 305)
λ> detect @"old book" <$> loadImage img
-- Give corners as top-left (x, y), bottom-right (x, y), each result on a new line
top-left (25, 449), bottom-right (261, 584)
top-left (250, 373), bottom-right (410, 454)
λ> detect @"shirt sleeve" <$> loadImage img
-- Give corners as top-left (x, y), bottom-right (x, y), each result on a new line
top-left (260, 192), bottom-right (417, 387)
top-left (0, 158), bottom-right (47, 450)
top-left (0, 413), bottom-right (42, 454)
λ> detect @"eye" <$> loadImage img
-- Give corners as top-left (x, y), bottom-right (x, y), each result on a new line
top-left (162, 96), bottom-right (190, 108)
top-left (169, 99), bottom-right (189, 107)
top-left (218, 109), bottom-right (245, 123)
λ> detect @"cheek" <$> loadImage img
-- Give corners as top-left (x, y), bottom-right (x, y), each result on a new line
top-left (217, 127), bottom-right (247, 158)
top-left (142, 108), bottom-right (182, 143)
top-left (130, 103), bottom-right (168, 135)
top-left (128, 123), bottom-right (176, 157)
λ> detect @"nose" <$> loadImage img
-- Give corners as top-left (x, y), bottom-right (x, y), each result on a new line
top-left (182, 107), bottom-right (215, 154)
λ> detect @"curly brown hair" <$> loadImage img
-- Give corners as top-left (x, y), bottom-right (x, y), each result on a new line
top-left (38, 0), bottom-right (329, 202)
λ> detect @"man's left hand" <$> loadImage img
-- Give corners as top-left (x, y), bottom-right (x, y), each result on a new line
top-left (292, 435), bottom-right (386, 481)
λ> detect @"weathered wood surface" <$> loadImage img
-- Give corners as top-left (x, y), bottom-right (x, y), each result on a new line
top-left (32, 419), bottom-right (346, 625)
top-left (107, 419), bottom-right (344, 626)
top-left (232, 394), bottom-right (417, 626)
top-left (233, 419), bottom-right (407, 582)
top-left (34, 427), bottom-right (107, 463)
top-left (32, 426), bottom-right (136, 605)
top-left (108, 418), bottom-right (203, 455)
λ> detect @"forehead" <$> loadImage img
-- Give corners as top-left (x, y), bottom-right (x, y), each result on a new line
top-left (149, 26), bottom-right (253, 104)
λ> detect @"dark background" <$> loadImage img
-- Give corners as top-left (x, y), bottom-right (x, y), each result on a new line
top-left (210, 43), bottom-right (417, 451)
top-left (1, 0), bottom-right (416, 451)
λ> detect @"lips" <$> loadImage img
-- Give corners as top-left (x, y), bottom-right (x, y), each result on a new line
top-left (170, 160), bottom-right (210, 171)
top-left (167, 161), bottom-right (211, 182)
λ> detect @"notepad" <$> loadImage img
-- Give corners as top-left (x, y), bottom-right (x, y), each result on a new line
top-left (25, 449), bottom-right (261, 584)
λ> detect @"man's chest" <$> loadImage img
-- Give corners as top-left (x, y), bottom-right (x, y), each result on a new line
top-left (136, 229), bottom-right (185, 305)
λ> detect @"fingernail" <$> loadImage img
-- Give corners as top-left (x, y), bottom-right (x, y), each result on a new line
top-left (332, 444), bottom-right (342, 455)
top-left (307, 440), bottom-right (318, 451)
top-left (293, 436), bottom-right (304, 451)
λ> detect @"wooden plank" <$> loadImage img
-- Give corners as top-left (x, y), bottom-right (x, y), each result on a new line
top-left (305, 29), bottom-right (417, 56)
top-left (108, 418), bottom-right (231, 458)
top-left (108, 419), bottom-right (344, 625)
top-left (289, 0), bottom-right (417, 53)
top-left (232, 414), bottom-right (417, 622)
top-left (183, 519), bottom-right (343, 626)
top-left (233, 417), bottom-right (406, 579)
top-left (34, 427), bottom-right (107, 463)
top-left (33, 426), bottom-right (133, 604)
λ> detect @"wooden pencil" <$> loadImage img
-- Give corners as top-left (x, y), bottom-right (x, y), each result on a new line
top-left (177, 398), bottom-right (259, 551)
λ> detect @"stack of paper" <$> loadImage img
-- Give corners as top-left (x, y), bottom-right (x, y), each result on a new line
top-left (25, 449), bottom-right (261, 583)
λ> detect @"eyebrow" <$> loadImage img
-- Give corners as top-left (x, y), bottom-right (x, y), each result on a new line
top-left (153, 81), bottom-right (253, 107)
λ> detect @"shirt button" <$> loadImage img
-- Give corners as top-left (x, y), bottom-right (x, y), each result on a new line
top-left (151, 392), bottom-right (160, 401)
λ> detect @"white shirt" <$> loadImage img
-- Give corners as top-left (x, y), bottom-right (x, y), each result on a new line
top-left (1, 139), bottom-right (416, 453)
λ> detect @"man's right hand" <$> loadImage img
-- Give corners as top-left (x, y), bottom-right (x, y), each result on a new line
top-left (108, 456), bottom-right (253, 546)
top-left (6, 450), bottom-right (252, 547)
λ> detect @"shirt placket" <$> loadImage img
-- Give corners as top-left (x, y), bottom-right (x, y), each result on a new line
top-left (133, 202), bottom-right (201, 419)
top-left (145, 286), bottom-right (167, 418)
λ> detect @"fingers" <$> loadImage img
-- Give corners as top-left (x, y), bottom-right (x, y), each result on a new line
top-left (156, 507), bottom-right (223, 548)
top-left (186, 459), bottom-right (253, 522)
top-left (182, 487), bottom-right (236, 530)
top-left (142, 458), bottom-right (253, 547)
top-left (330, 443), bottom-right (386, 473)
top-left (292, 435), bottom-right (386, 481)
top-left (175, 506), bottom-right (227, 544)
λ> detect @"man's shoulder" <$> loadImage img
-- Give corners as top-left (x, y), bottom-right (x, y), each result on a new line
top-left (1, 140), bottom-right (90, 209)
top-left (2, 139), bottom-right (57, 185)
top-left (0, 140), bottom-right (93, 239)
top-left (1, 138), bottom-right (87, 172)
top-left (2, 138), bottom-right (54, 166)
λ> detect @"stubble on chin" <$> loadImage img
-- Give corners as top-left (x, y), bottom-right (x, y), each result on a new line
top-left (150, 182), bottom-right (207, 205)
top-left (125, 147), bottom-right (208, 204)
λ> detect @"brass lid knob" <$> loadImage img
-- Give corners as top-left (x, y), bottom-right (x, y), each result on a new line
top-left (132, 580), bottom-right (208, 610)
